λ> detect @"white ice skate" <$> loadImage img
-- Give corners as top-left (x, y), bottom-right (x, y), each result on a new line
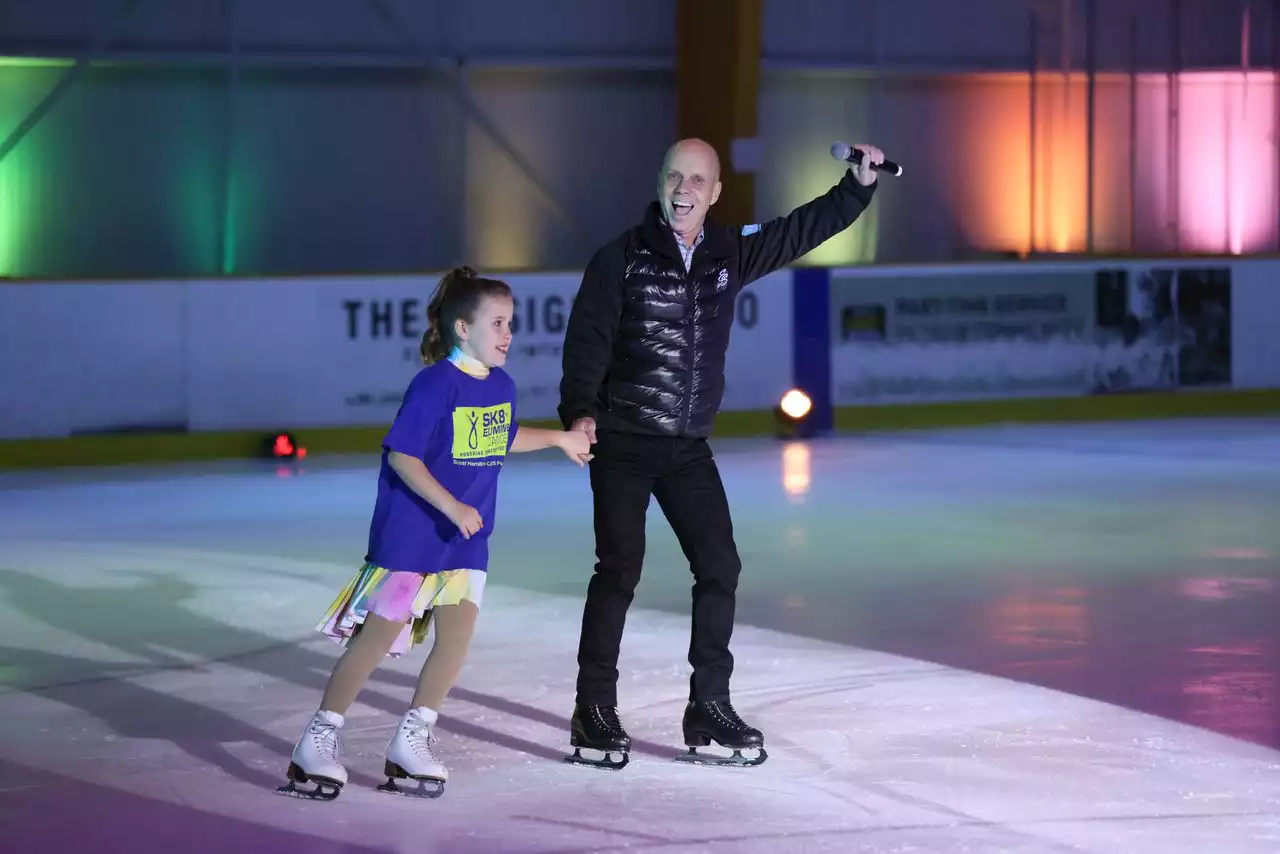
top-left (277, 710), bottom-right (348, 800)
top-left (378, 706), bottom-right (448, 798)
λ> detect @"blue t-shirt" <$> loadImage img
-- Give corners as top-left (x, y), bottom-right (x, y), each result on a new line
top-left (365, 358), bottom-right (519, 574)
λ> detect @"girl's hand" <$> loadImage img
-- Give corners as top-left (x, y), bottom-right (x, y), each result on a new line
top-left (557, 429), bottom-right (594, 467)
top-left (447, 500), bottom-right (483, 538)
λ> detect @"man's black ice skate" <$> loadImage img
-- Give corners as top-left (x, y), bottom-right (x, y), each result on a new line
top-left (563, 704), bottom-right (631, 770)
top-left (674, 699), bottom-right (767, 767)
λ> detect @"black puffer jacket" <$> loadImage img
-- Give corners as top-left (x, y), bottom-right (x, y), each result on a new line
top-left (559, 168), bottom-right (876, 438)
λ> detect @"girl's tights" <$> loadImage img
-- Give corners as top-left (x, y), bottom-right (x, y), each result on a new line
top-left (318, 601), bottom-right (480, 715)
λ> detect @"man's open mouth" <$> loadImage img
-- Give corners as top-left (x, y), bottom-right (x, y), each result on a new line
top-left (672, 200), bottom-right (694, 217)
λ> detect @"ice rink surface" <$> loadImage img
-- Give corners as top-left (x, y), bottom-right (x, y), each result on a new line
top-left (1, 418), bottom-right (1278, 853)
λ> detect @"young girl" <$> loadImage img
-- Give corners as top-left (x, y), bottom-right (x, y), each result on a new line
top-left (279, 266), bottom-right (592, 800)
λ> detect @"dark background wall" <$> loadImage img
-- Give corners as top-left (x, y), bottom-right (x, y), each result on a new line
top-left (0, 0), bottom-right (1275, 279)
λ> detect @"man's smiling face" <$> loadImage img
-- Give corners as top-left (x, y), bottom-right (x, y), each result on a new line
top-left (658, 139), bottom-right (722, 242)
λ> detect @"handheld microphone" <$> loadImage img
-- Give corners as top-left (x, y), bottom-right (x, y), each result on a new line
top-left (831, 141), bottom-right (903, 177)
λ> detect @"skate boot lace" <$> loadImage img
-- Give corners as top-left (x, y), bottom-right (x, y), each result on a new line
top-left (708, 701), bottom-right (749, 731)
top-left (404, 718), bottom-right (439, 759)
top-left (308, 718), bottom-right (342, 762)
top-left (590, 705), bottom-right (625, 735)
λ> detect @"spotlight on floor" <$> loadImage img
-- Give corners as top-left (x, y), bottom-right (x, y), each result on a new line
top-left (265, 431), bottom-right (307, 461)
top-left (774, 389), bottom-right (815, 439)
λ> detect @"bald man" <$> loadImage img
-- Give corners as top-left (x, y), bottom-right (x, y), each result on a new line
top-left (558, 138), bottom-right (883, 769)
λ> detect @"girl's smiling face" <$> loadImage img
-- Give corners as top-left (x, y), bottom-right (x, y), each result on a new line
top-left (457, 294), bottom-right (514, 367)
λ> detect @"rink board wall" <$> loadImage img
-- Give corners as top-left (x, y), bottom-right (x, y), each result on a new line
top-left (1, 258), bottom-right (1278, 459)
top-left (802, 258), bottom-right (1280, 432)
top-left (0, 270), bottom-right (792, 440)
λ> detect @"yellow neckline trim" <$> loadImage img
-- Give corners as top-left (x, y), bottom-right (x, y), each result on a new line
top-left (448, 346), bottom-right (489, 378)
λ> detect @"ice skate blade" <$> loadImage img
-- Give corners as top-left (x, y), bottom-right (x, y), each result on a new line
top-left (377, 777), bottom-right (445, 798)
top-left (275, 763), bottom-right (342, 800)
top-left (674, 746), bottom-right (767, 767)
top-left (378, 760), bottom-right (446, 798)
top-left (276, 781), bottom-right (341, 800)
top-left (562, 746), bottom-right (630, 770)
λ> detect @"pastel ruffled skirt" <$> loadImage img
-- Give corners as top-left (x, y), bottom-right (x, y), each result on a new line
top-left (317, 563), bottom-right (486, 657)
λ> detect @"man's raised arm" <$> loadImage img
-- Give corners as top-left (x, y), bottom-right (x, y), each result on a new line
top-left (736, 152), bottom-right (881, 286)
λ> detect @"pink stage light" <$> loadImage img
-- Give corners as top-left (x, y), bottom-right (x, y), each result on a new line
top-left (1174, 72), bottom-right (1277, 255)
top-left (961, 70), bottom-right (1279, 256)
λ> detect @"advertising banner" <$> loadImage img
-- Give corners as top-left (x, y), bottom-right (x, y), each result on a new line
top-left (829, 264), bottom-right (1233, 405)
top-left (186, 271), bottom-right (793, 432)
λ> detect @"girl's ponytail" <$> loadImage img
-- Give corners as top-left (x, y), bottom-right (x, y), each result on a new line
top-left (421, 266), bottom-right (478, 363)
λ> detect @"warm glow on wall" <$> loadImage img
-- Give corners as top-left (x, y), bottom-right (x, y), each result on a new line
top-left (1032, 75), bottom-right (1090, 253)
top-left (952, 74), bottom-right (1093, 255)
top-left (468, 146), bottom-right (542, 270)
top-left (755, 72), bottom-right (880, 266)
top-left (1171, 72), bottom-right (1276, 255)
top-left (465, 121), bottom-right (548, 271)
top-left (782, 155), bottom-right (879, 266)
top-left (955, 70), bottom-right (1278, 257)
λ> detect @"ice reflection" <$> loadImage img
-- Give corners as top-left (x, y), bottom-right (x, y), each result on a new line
top-left (780, 441), bottom-right (811, 501)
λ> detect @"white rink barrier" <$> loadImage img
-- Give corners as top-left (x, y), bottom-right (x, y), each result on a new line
top-left (2, 259), bottom-right (1276, 441)
top-left (0, 270), bottom-right (794, 439)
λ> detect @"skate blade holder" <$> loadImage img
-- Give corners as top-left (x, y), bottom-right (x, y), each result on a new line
top-left (378, 761), bottom-right (445, 798)
top-left (276, 763), bottom-right (342, 800)
top-left (377, 777), bottom-right (445, 798)
top-left (563, 746), bottom-right (630, 770)
top-left (674, 745), bottom-right (768, 767)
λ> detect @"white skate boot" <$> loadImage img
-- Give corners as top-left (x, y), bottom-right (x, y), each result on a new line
top-left (378, 706), bottom-right (447, 798)
top-left (277, 710), bottom-right (348, 800)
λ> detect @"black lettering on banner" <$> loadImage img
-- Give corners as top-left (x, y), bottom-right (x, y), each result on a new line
top-left (370, 301), bottom-right (393, 338)
top-left (343, 300), bottom-right (361, 339)
top-left (543, 295), bottom-right (565, 334)
top-left (342, 299), bottom-right (427, 340)
top-left (735, 291), bottom-right (758, 330)
top-left (401, 298), bottom-right (421, 338)
top-left (510, 294), bottom-right (567, 336)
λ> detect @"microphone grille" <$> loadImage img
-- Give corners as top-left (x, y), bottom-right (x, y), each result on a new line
top-left (830, 141), bottom-right (852, 160)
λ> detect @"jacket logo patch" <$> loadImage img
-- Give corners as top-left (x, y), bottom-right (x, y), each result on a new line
top-left (716, 268), bottom-right (729, 291)
top-left (741, 223), bottom-right (761, 236)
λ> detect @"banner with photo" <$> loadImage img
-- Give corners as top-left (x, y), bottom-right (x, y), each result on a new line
top-left (828, 264), bottom-right (1233, 405)
top-left (1091, 265), bottom-right (1232, 393)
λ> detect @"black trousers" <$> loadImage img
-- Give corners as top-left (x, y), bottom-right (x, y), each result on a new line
top-left (575, 430), bottom-right (742, 706)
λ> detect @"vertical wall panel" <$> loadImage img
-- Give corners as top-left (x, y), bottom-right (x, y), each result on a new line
top-left (462, 67), bottom-right (675, 271)
top-left (231, 68), bottom-right (460, 276)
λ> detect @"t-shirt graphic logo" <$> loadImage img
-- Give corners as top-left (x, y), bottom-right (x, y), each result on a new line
top-left (452, 404), bottom-right (512, 461)
top-left (716, 268), bottom-right (729, 291)
top-left (466, 410), bottom-right (480, 450)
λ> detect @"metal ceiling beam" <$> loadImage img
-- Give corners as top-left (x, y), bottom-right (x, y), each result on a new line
top-left (0, 45), bottom-right (675, 71)
top-left (0, 0), bottom-right (146, 165)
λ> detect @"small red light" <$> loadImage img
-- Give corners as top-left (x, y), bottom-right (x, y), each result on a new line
top-left (297, 447), bottom-right (308, 459)
top-left (273, 434), bottom-right (295, 457)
